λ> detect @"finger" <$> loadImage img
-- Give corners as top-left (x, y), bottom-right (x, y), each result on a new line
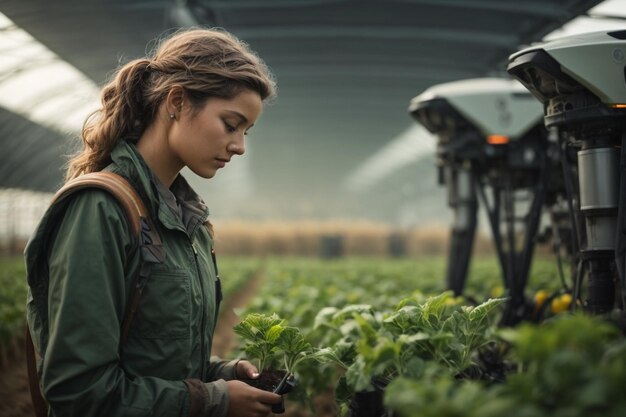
top-left (253, 401), bottom-right (274, 417)
top-left (238, 361), bottom-right (259, 378)
top-left (258, 391), bottom-right (283, 404)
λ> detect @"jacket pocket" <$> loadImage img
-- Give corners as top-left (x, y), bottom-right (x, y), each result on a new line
top-left (134, 269), bottom-right (190, 339)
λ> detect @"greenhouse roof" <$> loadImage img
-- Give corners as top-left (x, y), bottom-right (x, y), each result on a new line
top-left (1, 0), bottom-right (625, 221)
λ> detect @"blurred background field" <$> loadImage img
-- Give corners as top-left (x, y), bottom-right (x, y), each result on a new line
top-left (212, 220), bottom-right (496, 258)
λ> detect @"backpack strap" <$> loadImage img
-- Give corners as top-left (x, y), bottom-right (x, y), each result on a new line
top-left (54, 171), bottom-right (147, 236)
top-left (25, 171), bottom-right (163, 417)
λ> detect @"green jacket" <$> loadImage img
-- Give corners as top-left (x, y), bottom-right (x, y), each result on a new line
top-left (25, 140), bottom-right (236, 417)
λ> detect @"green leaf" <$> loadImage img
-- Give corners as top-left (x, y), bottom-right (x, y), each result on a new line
top-left (384, 306), bottom-right (421, 334)
top-left (277, 327), bottom-right (311, 354)
top-left (311, 347), bottom-right (349, 369)
top-left (398, 332), bottom-right (431, 344)
top-left (233, 313), bottom-right (287, 371)
top-left (345, 357), bottom-right (374, 391)
top-left (266, 324), bottom-right (285, 343)
top-left (422, 291), bottom-right (453, 321)
top-left (313, 306), bottom-right (339, 330)
top-left (244, 344), bottom-right (264, 361)
top-left (233, 321), bottom-right (259, 341)
top-left (468, 297), bottom-right (506, 323)
top-left (332, 304), bottom-right (375, 323)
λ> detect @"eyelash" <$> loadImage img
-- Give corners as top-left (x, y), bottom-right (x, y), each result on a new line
top-left (224, 121), bottom-right (237, 133)
top-left (223, 121), bottom-right (248, 136)
top-left (224, 120), bottom-right (250, 136)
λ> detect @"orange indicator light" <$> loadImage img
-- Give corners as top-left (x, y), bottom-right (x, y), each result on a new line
top-left (487, 135), bottom-right (510, 145)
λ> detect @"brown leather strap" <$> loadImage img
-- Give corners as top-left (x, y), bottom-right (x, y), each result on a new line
top-left (120, 284), bottom-right (143, 346)
top-left (52, 172), bottom-right (148, 236)
top-left (25, 171), bottom-right (157, 415)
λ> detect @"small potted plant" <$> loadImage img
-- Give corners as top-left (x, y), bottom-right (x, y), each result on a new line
top-left (233, 313), bottom-right (317, 413)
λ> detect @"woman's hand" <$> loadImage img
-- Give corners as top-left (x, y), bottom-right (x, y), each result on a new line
top-left (225, 380), bottom-right (282, 417)
top-left (235, 360), bottom-right (259, 379)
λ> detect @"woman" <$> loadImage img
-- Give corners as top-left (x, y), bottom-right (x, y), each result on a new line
top-left (25, 28), bottom-right (280, 417)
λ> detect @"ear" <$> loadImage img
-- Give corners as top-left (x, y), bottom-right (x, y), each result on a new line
top-left (164, 86), bottom-right (185, 116)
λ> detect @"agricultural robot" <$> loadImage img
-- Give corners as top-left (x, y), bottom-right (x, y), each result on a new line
top-left (507, 30), bottom-right (626, 316)
top-left (409, 78), bottom-right (570, 325)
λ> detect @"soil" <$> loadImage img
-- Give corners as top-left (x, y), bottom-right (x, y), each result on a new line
top-left (0, 337), bottom-right (34, 417)
top-left (240, 368), bottom-right (288, 392)
top-left (211, 270), bottom-right (264, 357)
top-left (0, 270), bottom-right (337, 417)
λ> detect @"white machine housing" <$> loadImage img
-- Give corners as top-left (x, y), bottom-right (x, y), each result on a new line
top-left (409, 77), bottom-right (543, 139)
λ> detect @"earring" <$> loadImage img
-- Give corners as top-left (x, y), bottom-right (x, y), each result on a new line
top-left (169, 113), bottom-right (175, 119)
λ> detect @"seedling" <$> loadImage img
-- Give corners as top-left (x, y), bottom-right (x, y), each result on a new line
top-left (234, 312), bottom-right (321, 413)
top-left (233, 312), bottom-right (285, 372)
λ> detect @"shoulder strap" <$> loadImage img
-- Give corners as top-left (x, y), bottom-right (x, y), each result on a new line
top-left (25, 171), bottom-right (163, 417)
top-left (53, 171), bottom-right (147, 236)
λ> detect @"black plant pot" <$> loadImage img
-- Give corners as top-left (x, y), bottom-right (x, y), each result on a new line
top-left (240, 369), bottom-right (297, 414)
top-left (271, 372), bottom-right (297, 413)
top-left (347, 378), bottom-right (393, 417)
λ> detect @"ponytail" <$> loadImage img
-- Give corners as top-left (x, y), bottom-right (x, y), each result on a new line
top-left (66, 59), bottom-right (153, 180)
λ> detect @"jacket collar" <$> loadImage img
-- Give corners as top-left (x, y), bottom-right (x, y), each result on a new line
top-left (107, 139), bottom-right (210, 237)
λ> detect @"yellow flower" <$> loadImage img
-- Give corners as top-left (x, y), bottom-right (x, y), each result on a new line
top-left (490, 285), bottom-right (504, 298)
top-left (550, 293), bottom-right (573, 314)
top-left (534, 290), bottom-right (549, 309)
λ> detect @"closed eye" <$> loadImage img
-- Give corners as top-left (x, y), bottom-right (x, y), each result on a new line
top-left (223, 120), bottom-right (237, 133)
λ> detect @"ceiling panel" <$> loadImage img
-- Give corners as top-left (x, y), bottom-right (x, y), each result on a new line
top-left (0, 0), bottom-right (606, 223)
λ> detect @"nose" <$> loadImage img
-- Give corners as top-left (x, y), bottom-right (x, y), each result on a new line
top-left (227, 134), bottom-right (245, 156)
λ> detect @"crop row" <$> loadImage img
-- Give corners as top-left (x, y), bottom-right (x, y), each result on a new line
top-left (232, 256), bottom-right (624, 416)
top-left (240, 255), bottom-right (563, 330)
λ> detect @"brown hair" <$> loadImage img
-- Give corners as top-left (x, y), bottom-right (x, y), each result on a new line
top-left (66, 27), bottom-right (276, 180)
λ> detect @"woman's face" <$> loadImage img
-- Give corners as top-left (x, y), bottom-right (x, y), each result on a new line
top-left (169, 89), bottom-right (263, 179)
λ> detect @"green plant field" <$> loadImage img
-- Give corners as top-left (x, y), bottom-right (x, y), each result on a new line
top-left (217, 256), bottom-right (266, 297)
top-left (384, 313), bottom-right (626, 417)
top-left (0, 256), bottom-right (27, 346)
top-left (240, 255), bottom-right (565, 330)
top-left (228, 256), bottom-right (623, 416)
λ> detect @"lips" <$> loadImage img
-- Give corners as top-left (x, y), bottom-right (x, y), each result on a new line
top-left (215, 158), bottom-right (229, 168)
